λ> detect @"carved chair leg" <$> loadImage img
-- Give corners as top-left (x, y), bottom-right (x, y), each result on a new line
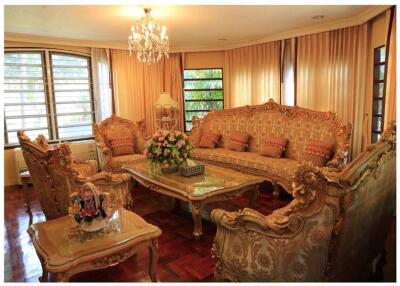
top-left (148, 239), bottom-right (159, 282)
top-left (52, 272), bottom-right (70, 282)
top-left (37, 253), bottom-right (48, 282)
top-left (249, 185), bottom-right (260, 208)
top-left (272, 182), bottom-right (281, 199)
top-left (191, 201), bottom-right (203, 239)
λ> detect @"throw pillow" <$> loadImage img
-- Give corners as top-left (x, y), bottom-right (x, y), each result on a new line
top-left (199, 130), bottom-right (221, 149)
top-left (109, 137), bottom-right (135, 156)
top-left (303, 141), bottom-right (333, 166)
top-left (227, 131), bottom-right (250, 152)
top-left (260, 137), bottom-right (288, 158)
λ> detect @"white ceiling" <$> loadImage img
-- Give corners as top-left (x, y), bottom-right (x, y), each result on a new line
top-left (4, 5), bottom-right (388, 52)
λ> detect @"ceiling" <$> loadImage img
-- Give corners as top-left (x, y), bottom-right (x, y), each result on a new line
top-left (4, 5), bottom-right (389, 52)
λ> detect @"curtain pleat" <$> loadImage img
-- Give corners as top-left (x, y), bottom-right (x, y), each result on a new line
top-left (224, 41), bottom-right (280, 108)
top-left (296, 24), bottom-right (369, 159)
top-left (111, 51), bottom-right (183, 135)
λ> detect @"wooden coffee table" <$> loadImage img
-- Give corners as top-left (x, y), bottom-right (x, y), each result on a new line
top-left (27, 208), bottom-right (161, 282)
top-left (123, 160), bottom-right (263, 239)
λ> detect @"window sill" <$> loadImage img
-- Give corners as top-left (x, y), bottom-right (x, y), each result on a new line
top-left (4, 136), bottom-right (95, 150)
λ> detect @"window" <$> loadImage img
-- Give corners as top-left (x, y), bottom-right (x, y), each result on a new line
top-left (183, 68), bottom-right (224, 131)
top-left (371, 46), bottom-right (386, 143)
top-left (4, 50), bottom-right (94, 145)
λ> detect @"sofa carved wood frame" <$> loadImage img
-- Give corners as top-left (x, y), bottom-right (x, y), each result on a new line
top-left (93, 114), bottom-right (147, 172)
top-left (17, 130), bottom-right (134, 220)
top-left (211, 122), bottom-right (396, 282)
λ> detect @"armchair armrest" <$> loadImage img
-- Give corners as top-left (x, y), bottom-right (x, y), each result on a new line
top-left (75, 172), bottom-right (134, 209)
top-left (72, 159), bottom-right (98, 177)
top-left (95, 142), bottom-right (112, 171)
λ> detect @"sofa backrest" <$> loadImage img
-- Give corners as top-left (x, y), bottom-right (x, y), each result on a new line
top-left (191, 100), bottom-right (352, 165)
top-left (93, 115), bottom-right (147, 153)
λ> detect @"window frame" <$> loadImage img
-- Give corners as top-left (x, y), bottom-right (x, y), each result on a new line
top-left (183, 68), bottom-right (224, 132)
top-left (371, 45), bottom-right (386, 144)
top-left (4, 48), bottom-right (95, 148)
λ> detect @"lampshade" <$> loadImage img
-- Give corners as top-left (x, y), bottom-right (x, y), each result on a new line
top-left (155, 92), bottom-right (178, 109)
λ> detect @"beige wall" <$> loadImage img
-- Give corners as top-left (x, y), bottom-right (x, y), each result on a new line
top-left (183, 51), bottom-right (225, 69)
top-left (4, 149), bottom-right (18, 186)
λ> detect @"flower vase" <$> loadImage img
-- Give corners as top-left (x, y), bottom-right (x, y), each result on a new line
top-left (161, 161), bottom-right (179, 174)
top-left (79, 217), bottom-right (109, 232)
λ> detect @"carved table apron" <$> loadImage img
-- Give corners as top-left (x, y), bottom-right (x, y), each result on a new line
top-left (123, 161), bottom-right (263, 239)
top-left (27, 208), bottom-right (161, 282)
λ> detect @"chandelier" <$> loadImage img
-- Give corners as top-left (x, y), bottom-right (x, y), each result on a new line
top-left (128, 8), bottom-right (169, 64)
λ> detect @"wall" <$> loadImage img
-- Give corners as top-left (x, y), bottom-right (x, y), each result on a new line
top-left (183, 51), bottom-right (225, 69)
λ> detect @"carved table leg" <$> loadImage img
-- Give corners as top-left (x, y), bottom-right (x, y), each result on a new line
top-left (148, 239), bottom-right (159, 282)
top-left (37, 254), bottom-right (48, 282)
top-left (249, 185), bottom-right (260, 208)
top-left (191, 201), bottom-right (203, 239)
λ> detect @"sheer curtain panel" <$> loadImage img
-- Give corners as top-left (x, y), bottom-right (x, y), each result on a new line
top-left (111, 51), bottom-right (183, 135)
top-left (296, 24), bottom-right (370, 159)
top-left (224, 41), bottom-right (281, 108)
top-left (91, 48), bottom-right (112, 122)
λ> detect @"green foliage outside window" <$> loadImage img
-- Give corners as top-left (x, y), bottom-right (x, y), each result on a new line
top-left (183, 68), bottom-right (224, 131)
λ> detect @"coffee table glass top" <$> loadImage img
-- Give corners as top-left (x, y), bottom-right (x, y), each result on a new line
top-left (30, 208), bottom-right (160, 267)
top-left (123, 160), bottom-right (263, 197)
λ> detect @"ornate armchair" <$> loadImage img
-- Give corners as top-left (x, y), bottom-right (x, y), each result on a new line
top-left (93, 115), bottom-right (148, 172)
top-left (211, 122), bottom-right (396, 282)
top-left (17, 130), bottom-right (134, 220)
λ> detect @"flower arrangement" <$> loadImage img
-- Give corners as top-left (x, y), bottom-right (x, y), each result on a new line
top-left (69, 182), bottom-right (113, 231)
top-left (144, 129), bottom-right (192, 167)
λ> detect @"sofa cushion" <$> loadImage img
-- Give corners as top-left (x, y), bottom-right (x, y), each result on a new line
top-left (303, 141), bottom-right (333, 167)
top-left (226, 131), bottom-right (250, 152)
top-left (260, 137), bottom-right (288, 158)
top-left (192, 148), bottom-right (299, 192)
top-left (111, 154), bottom-right (146, 169)
top-left (109, 137), bottom-right (135, 156)
top-left (199, 131), bottom-right (221, 149)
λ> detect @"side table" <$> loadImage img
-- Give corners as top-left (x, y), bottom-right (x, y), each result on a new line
top-left (27, 208), bottom-right (162, 282)
top-left (19, 170), bottom-right (33, 224)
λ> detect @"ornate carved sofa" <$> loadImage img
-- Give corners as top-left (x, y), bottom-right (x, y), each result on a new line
top-left (211, 123), bottom-right (396, 281)
top-left (17, 130), bottom-right (133, 220)
top-left (189, 100), bottom-right (352, 196)
top-left (93, 115), bottom-right (147, 172)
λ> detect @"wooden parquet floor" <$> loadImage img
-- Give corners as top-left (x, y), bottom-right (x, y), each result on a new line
top-left (4, 182), bottom-right (291, 282)
top-left (4, 182), bottom-right (395, 282)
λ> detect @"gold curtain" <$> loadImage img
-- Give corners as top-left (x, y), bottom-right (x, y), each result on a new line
top-left (296, 24), bottom-right (370, 159)
top-left (224, 41), bottom-right (281, 108)
top-left (111, 51), bottom-right (183, 135)
top-left (384, 8), bottom-right (396, 129)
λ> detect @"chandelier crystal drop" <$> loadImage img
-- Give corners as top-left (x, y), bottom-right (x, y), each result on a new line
top-left (128, 8), bottom-right (169, 64)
